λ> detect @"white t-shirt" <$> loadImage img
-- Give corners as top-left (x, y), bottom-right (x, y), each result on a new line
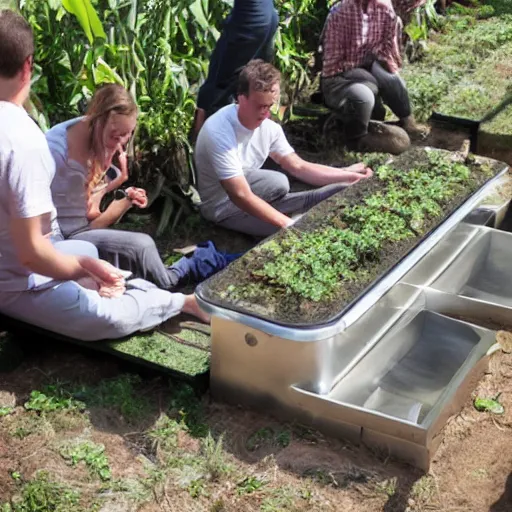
top-left (0, 101), bottom-right (59, 294)
top-left (194, 104), bottom-right (295, 221)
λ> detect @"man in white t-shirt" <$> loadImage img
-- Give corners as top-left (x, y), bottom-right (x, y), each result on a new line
top-left (0, 9), bottom-right (207, 340)
top-left (194, 59), bottom-right (373, 237)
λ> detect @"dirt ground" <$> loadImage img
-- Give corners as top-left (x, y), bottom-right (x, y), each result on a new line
top-left (0, 329), bottom-right (511, 511)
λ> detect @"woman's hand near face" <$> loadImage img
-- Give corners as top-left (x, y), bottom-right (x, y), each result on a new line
top-left (116, 143), bottom-right (129, 181)
top-left (126, 187), bottom-right (148, 208)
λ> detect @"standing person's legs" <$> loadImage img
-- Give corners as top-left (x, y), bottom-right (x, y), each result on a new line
top-left (215, 169), bottom-right (349, 237)
top-left (370, 61), bottom-right (427, 139)
top-left (194, 0), bottom-right (278, 134)
top-left (71, 229), bottom-right (179, 290)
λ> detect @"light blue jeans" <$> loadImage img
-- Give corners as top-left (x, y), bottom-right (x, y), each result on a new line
top-left (0, 240), bottom-right (185, 341)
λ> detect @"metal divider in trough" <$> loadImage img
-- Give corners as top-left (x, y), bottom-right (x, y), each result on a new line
top-left (199, 153), bottom-right (512, 470)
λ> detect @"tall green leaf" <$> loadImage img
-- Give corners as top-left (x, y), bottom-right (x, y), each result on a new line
top-left (62, 0), bottom-right (106, 44)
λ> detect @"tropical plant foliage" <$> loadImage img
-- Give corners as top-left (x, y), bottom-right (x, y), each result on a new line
top-left (8, 0), bottom-right (475, 227)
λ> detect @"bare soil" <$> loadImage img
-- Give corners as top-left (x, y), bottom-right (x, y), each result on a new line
top-left (0, 332), bottom-right (511, 511)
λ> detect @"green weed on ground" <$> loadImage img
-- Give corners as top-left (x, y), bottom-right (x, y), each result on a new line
top-left (0, 471), bottom-right (86, 512)
top-left (402, 4), bottom-right (512, 128)
top-left (59, 440), bottom-right (111, 481)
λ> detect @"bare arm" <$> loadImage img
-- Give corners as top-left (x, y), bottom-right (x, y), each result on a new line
top-left (221, 175), bottom-right (292, 229)
top-left (88, 197), bottom-right (133, 230)
top-left (273, 152), bottom-right (373, 186)
top-left (105, 146), bottom-right (129, 194)
top-left (10, 215), bottom-right (117, 283)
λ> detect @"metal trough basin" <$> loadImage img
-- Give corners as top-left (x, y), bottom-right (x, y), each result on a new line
top-left (430, 227), bottom-right (512, 308)
top-left (200, 160), bottom-right (511, 470)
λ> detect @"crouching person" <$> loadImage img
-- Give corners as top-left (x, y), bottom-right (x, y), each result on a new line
top-left (194, 59), bottom-right (373, 238)
top-left (320, 0), bottom-right (428, 154)
top-left (0, 10), bottom-right (208, 341)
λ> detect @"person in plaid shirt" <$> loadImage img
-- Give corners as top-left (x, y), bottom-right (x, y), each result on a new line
top-left (320, 0), bottom-right (427, 154)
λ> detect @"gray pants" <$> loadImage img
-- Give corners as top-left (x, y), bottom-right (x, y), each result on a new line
top-left (71, 229), bottom-right (179, 290)
top-left (322, 61), bottom-right (412, 140)
top-left (213, 168), bottom-right (349, 237)
top-left (0, 240), bottom-right (185, 341)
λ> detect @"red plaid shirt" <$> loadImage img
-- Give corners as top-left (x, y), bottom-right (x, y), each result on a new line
top-left (321, 0), bottom-right (403, 78)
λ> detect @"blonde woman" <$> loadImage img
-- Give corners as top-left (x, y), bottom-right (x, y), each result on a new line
top-left (47, 84), bottom-right (239, 290)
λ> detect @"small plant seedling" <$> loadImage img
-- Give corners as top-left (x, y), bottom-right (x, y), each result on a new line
top-left (201, 432), bottom-right (231, 481)
top-left (10, 472), bottom-right (21, 482)
top-left (188, 478), bottom-right (206, 498)
top-left (0, 407), bottom-right (14, 417)
top-left (236, 476), bottom-right (265, 495)
top-left (376, 477), bottom-right (398, 497)
top-left (24, 386), bottom-right (85, 413)
top-left (59, 440), bottom-right (112, 481)
top-left (474, 394), bottom-right (505, 414)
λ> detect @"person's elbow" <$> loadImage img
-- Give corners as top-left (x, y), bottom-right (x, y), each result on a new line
top-left (227, 187), bottom-right (250, 204)
top-left (280, 154), bottom-right (304, 176)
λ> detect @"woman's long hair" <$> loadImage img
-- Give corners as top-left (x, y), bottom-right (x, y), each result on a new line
top-left (85, 83), bottom-right (138, 210)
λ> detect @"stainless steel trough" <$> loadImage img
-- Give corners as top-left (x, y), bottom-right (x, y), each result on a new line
top-left (197, 162), bottom-right (512, 470)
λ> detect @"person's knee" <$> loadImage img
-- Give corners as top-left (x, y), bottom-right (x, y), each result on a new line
top-left (346, 83), bottom-right (376, 108)
top-left (130, 232), bottom-right (157, 252)
top-left (372, 62), bottom-right (405, 89)
top-left (271, 172), bottom-right (291, 198)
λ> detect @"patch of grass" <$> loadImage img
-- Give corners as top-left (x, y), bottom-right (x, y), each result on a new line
top-left (292, 424), bottom-right (321, 443)
top-left (72, 374), bottom-right (149, 423)
top-left (147, 413), bottom-right (182, 453)
top-left (376, 477), bottom-right (398, 497)
top-left (237, 476), bottom-right (265, 495)
top-left (304, 466), bottom-right (372, 489)
top-left (411, 475), bottom-right (437, 504)
top-left (0, 471), bottom-right (85, 511)
top-left (168, 383), bottom-right (209, 438)
top-left (201, 432), bottom-right (231, 481)
top-left (187, 478), bottom-right (207, 498)
top-left (0, 406), bottom-right (14, 417)
top-left (59, 439), bottom-right (112, 481)
top-left (8, 413), bottom-right (44, 439)
top-left (259, 486), bottom-right (302, 511)
top-left (246, 426), bottom-right (292, 451)
top-left (109, 332), bottom-right (210, 377)
top-left (402, 6), bottom-right (512, 131)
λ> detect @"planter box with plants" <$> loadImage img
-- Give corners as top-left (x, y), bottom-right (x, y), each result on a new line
top-left (197, 147), bottom-right (505, 327)
top-left (402, 2), bottom-right (512, 136)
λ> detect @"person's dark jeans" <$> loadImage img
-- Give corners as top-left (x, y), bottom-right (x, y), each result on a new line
top-left (197, 0), bottom-right (278, 116)
top-left (71, 229), bottom-right (243, 290)
top-left (321, 61), bottom-right (412, 140)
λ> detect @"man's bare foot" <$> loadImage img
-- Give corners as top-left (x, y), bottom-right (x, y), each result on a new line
top-left (182, 294), bottom-right (211, 324)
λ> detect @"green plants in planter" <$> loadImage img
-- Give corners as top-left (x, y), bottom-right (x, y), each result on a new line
top-left (401, 2), bottom-right (512, 135)
top-left (198, 147), bottom-right (502, 326)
